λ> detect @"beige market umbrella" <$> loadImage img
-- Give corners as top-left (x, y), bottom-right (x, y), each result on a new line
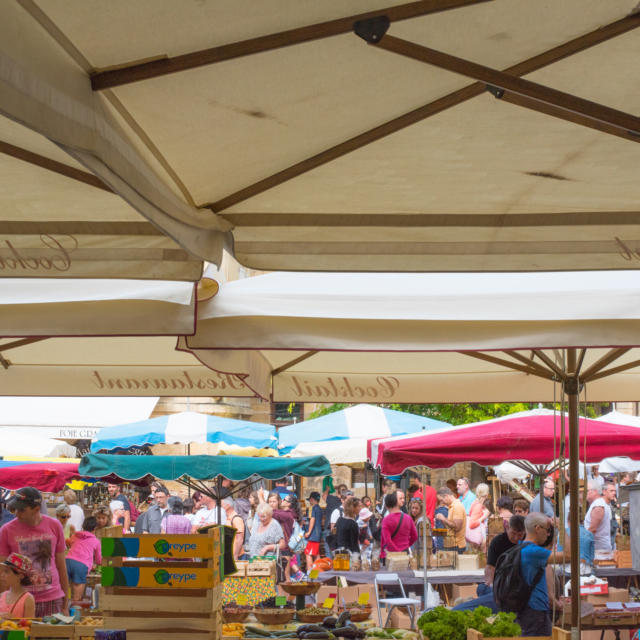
top-left (2, 1), bottom-right (640, 273)
top-left (180, 269), bottom-right (640, 632)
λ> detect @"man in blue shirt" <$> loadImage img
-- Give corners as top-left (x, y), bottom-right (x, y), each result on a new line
top-left (529, 479), bottom-right (555, 520)
top-left (518, 512), bottom-right (559, 636)
top-left (456, 477), bottom-right (476, 514)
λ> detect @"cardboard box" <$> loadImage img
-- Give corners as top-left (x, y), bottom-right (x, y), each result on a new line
top-left (389, 606), bottom-right (413, 629)
top-left (616, 534), bottom-right (631, 550)
top-left (451, 583), bottom-right (478, 602)
top-left (587, 586), bottom-right (629, 605)
top-left (457, 554), bottom-right (481, 571)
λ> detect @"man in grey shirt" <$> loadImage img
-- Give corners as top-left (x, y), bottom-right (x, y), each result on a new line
top-left (142, 485), bottom-right (170, 533)
top-left (530, 478), bottom-right (555, 520)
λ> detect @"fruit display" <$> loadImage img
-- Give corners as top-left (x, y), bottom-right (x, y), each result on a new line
top-left (0, 618), bottom-right (31, 631)
top-left (296, 607), bottom-right (333, 623)
top-left (222, 622), bottom-right (246, 637)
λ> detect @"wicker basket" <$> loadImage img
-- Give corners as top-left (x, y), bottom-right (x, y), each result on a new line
top-left (222, 608), bottom-right (250, 623)
top-left (296, 608), bottom-right (333, 623)
top-left (252, 609), bottom-right (295, 625)
top-left (338, 606), bottom-right (372, 622)
top-left (280, 582), bottom-right (321, 596)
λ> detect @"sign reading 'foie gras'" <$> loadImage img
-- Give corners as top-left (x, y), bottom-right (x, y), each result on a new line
top-left (102, 566), bottom-right (214, 589)
top-left (102, 535), bottom-right (216, 559)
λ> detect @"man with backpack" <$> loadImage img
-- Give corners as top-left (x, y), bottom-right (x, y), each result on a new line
top-left (493, 512), bottom-right (561, 637)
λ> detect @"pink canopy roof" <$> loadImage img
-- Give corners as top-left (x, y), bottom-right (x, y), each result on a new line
top-left (0, 462), bottom-right (80, 493)
top-left (369, 409), bottom-right (640, 476)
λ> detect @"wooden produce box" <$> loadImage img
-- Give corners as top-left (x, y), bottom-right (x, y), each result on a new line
top-left (467, 630), bottom-right (552, 640)
top-left (246, 560), bottom-right (275, 577)
top-left (230, 560), bottom-right (248, 577)
top-left (30, 624), bottom-right (75, 640)
top-left (615, 550), bottom-right (633, 569)
top-left (592, 606), bottom-right (636, 627)
top-left (101, 528), bottom-right (223, 640)
top-left (616, 534), bottom-right (631, 551)
top-left (74, 618), bottom-right (104, 640)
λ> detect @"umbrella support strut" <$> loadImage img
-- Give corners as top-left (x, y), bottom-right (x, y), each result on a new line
top-left (565, 350), bottom-right (581, 639)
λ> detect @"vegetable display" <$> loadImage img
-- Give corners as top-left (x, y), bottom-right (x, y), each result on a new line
top-left (417, 606), bottom-right (521, 640)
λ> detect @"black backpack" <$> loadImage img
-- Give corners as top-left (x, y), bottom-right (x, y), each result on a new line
top-left (493, 542), bottom-right (545, 613)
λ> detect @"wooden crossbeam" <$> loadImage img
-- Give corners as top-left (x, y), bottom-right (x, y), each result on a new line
top-left (493, 90), bottom-right (640, 143)
top-left (587, 357), bottom-right (640, 382)
top-left (0, 140), bottom-right (111, 192)
top-left (0, 337), bottom-right (47, 353)
top-left (580, 347), bottom-right (632, 381)
top-left (531, 350), bottom-right (567, 381)
top-left (374, 35), bottom-right (640, 139)
top-left (90, 0), bottom-right (491, 90)
top-left (271, 351), bottom-right (319, 377)
top-left (207, 14), bottom-right (640, 212)
top-left (459, 350), bottom-right (555, 380)
top-left (501, 350), bottom-right (557, 380)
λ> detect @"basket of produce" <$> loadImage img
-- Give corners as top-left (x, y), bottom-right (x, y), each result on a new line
top-left (296, 607), bottom-right (334, 623)
top-left (222, 605), bottom-right (251, 623)
top-left (252, 608), bottom-right (295, 625)
top-left (337, 604), bottom-right (372, 622)
top-left (280, 581), bottom-right (321, 596)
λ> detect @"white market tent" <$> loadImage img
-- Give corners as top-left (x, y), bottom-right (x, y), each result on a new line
top-left (2, 2), bottom-right (640, 277)
top-left (0, 428), bottom-right (76, 458)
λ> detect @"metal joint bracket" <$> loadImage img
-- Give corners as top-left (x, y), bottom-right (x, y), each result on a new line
top-left (562, 376), bottom-right (583, 395)
top-left (486, 84), bottom-right (505, 99)
top-left (353, 16), bottom-right (390, 44)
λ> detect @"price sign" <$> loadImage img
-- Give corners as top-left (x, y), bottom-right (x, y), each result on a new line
top-left (275, 596), bottom-right (287, 607)
top-left (322, 597), bottom-right (335, 609)
top-left (236, 594), bottom-right (248, 606)
top-left (357, 592), bottom-right (370, 605)
top-left (308, 569), bottom-right (319, 580)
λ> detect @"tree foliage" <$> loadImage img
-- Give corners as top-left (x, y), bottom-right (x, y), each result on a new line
top-left (309, 401), bottom-right (609, 424)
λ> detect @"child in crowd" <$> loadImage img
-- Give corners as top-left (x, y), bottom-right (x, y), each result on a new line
top-left (66, 517), bottom-right (102, 601)
top-left (0, 553), bottom-right (35, 618)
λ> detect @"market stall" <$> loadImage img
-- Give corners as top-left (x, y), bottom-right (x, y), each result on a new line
top-left (79, 452), bottom-right (333, 631)
top-left (0, 460), bottom-right (80, 492)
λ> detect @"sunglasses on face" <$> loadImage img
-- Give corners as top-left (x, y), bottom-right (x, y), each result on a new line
top-left (58, 515), bottom-right (70, 520)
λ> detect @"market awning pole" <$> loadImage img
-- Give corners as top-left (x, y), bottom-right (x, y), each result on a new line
top-left (364, 464), bottom-right (368, 498)
top-left (565, 348), bottom-right (581, 638)
top-left (217, 475), bottom-right (223, 525)
top-left (421, 467), bottom-right (428, 609)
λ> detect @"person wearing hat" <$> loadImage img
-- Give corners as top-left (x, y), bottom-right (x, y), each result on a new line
top-left (0, 488), bottom-right (69, 616)
top-left (0, 553), bottom-right (35, 618)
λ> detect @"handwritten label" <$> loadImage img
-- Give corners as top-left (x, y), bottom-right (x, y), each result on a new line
top-left (236, 594), bottom-right (248, 606)
top-left (358, 592), bottom-right (370, 605)
top-left (322, 597), bottom-right (335, 609)
top-left (308, 569), bottom-right (319, 580)
top-left (275, 596), bottom-right (287, 607)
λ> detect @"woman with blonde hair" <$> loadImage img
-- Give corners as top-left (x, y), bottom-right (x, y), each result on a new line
top-left (466, 483), bottom-right (490, 551)
top-left (248, 503), bottom-right (285, 558)
top-left (55, 504), bottom-right (75, 542)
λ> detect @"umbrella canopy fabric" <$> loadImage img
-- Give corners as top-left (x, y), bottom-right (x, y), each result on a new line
top-left (369, 409), bottom-right (640, 475)
top-left (596, 410), bottom-right (640, 427)
top-left (278, 403), bottom-right (448, 464)
top-left (0, 428), bottom-right (76, 458)
top-left (0, 461), bottom-right (80, 492)
top-left (0, 335), bottom-right (255, 397)
top-left (80, 453), bottom-right (331, 482)
top-left (3, 2), bottom-right (640, 273)
top-left (181, 270), bottom-right (640, 403)
top-left (90, 411), bottom-right (277, 453)
top-left (0, 279), bottom-right (197, 336)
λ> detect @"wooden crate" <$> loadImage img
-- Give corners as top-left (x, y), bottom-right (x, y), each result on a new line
top-left (487, 516), bottom-right (505, 534)
top-left (467, 630), bottom-right (552, 640)
top-left (246, 560), bottom-right (275, 577)
top-left (615, 549), bottom-right (633, 568)
top-left (74, 623), bottom-right (104, 640)
top-left (230, 560), bottom-right (248, 577)
top-left (30, 624), bottom-right (75, 640)
top-left (101, 528), bottom-right (223, 640)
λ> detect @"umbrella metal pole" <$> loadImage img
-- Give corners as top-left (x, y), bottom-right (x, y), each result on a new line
top-left (421, 468), bottom-right (428, 609)
top-left (566, 349), bottom-right (581, 638)
top-left (217, 476), bottom-right (223, 525)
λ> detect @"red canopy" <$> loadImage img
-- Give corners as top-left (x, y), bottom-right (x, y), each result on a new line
top-left (370, 409), bottom-right (640, 476)
top-left (0, 462), bottom-right (80, 492)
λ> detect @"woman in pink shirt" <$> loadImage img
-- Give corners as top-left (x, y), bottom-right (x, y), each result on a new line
top-left (66, 517), bottom-right (101, 601)
top-left (380, 492), bottom-right (417, 560)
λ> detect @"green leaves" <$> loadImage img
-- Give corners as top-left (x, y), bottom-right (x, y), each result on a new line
top-left (417, 606), bottom-right (521, 640)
